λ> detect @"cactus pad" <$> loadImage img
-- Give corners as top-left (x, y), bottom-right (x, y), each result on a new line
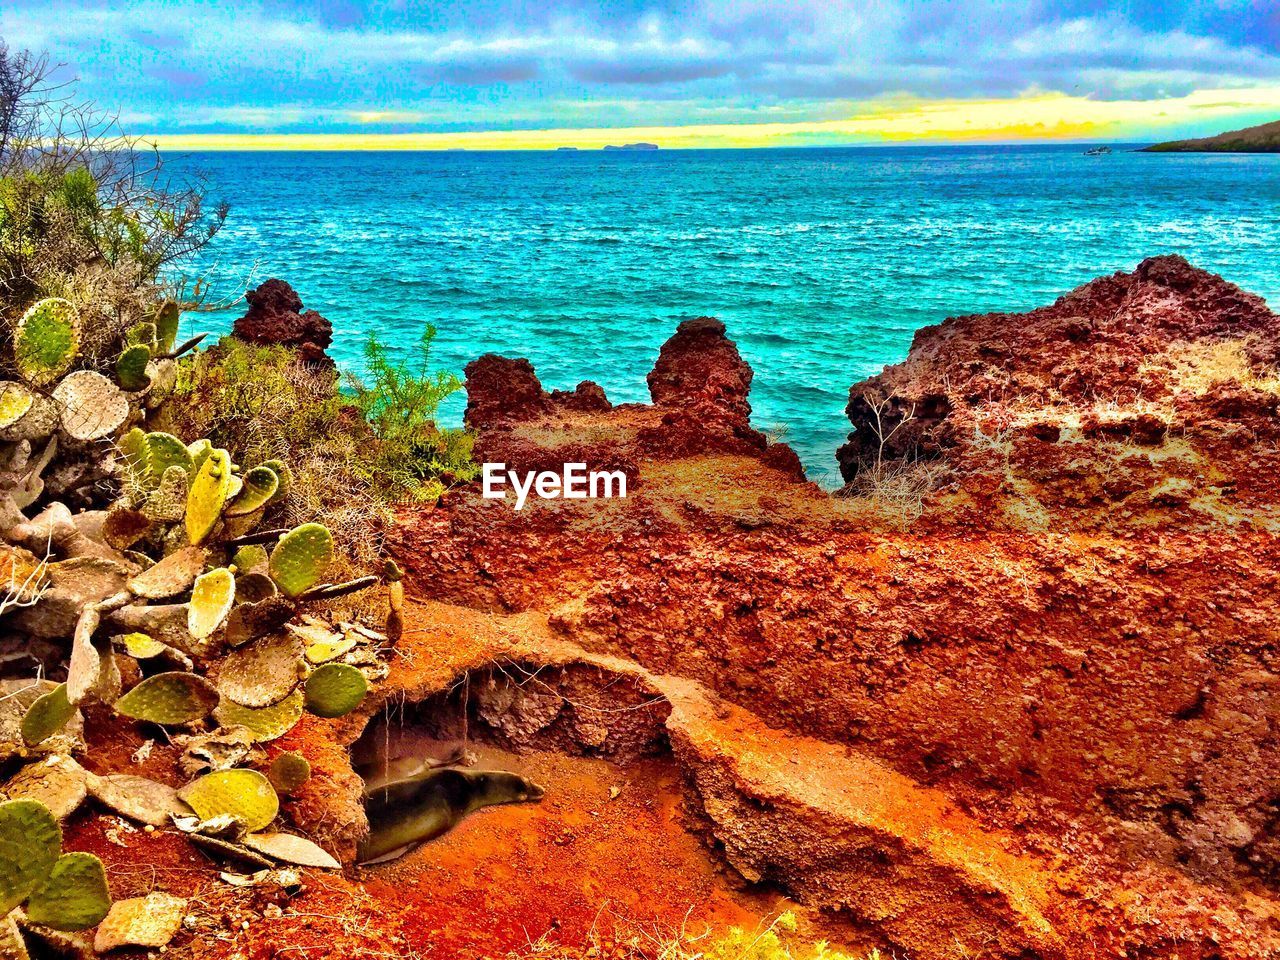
top-left (186, 438), bottom-right (213, 473)
top-left (231, 544), bottom-right (269, 574)
top-left (217, 632), bottom-right (303, 708)
top-left (94, 892), bottom-right (187, 952)
top-left (20, 683), bottom-right (76, 745)
top-left (259, 459), bottom-right (293, 503)
top-left (52, 370), bottom-right (129, 441)
top-left (213, 688), bottom-right (304, 742)
top-left (118, 632), bottom-right (168, 658)
top-left (141, 465), bottom-right (189, 523)
top-left (0, 381), bottom-right (56, 442)
top-left (186, 448), bottom-right (232, 545)
top-left (304, 663), bottom-right (367, 718)
top-left (86, 773), bottom-right (191, 827)
top-left (26, 851), bottom-right (111, 931)
top-left (152, 300), bottom-right (181, 353)
top-left (126, 321), bottom-right (157, 347)
top-left (177, 770), bottom-right (279, 833)
top-left (116, 343), bottom-right (152, 390)
top-left (15, 298), bottom-right (81, 386)
top-left (127, 545), bottom-right (207, 599)
top-left (0, 798), bottom-right (61, 914)
top-left (304, 634), bottom-right (358, 664)
top-left (2, 755), bottom-right (88, 821)
top-left (145, 432), bottom-right (194, 478)
top-left (225, 466), bottom-right (279, 517)
top-left (267, 752), bottom-right (311, 794)
top-left (114, 672), bottom-right (219, 725)
top-left (242, 832), bottom-right (339, 869)
top-left (234, 571), bottom-right (277, 603)
top-left (188, 567), bottom-right (235, 639)
top-left (269, 523), bottom-right (334, 598)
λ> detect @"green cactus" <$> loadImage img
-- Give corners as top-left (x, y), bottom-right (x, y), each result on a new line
top-left (25, 851), bottom-right (111, 931)
top-left (187, 438), bottom-right (213, 474)
top-left (259, 459), bottom-right (293, 504)
top-left (188, 567), bottom-right (235, 640)
top-left (186, 448), bottom-right (233, 545)
top-left (213, 689), bottom-right (304, 742)
top-left (116, 343), bottom-right (152, 390)
top-left (268, 751), bottom-right (312, 795)
top-left (20, 683), bottom-right (76, 745)
top-left (304, 662), bottom-right (367, 718)
top-left (126, 321), bottom-right (157, 347)
top-left (146, 432), bottom-right (194, 478)
top-left (269, 523), bottom-right (334, 598)
top-left (117, 427), bottom-right (148, 485)
top-left (304, 635), bottom-right (358, 664)
top-left (140, 465), bottom-right (189, 523)
top-left (231, 544), bottom-right (269, 574)
top-left (114, 672), bottom-right (219, 725)
top-left (152, 299), bottom-right (181, 353)
top-left (225, 466), bottom-right (279, 517)
top-left (177, 769), bottom-right (279, 833)
top-left (14, 298), bottom-right (81, 386)
top-left (0, 799), bottom-right (61, 914)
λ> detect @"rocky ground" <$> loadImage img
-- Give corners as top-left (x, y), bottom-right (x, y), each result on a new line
top-left (40, 256), bottom-right (1280, 959)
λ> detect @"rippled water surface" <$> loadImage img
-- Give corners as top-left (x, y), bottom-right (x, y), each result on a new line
top-left (183, 146), bottom-right (1280, 483)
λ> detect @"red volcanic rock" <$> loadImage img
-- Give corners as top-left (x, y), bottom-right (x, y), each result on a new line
top-left (233, 279), bottom-right (334, 367)
top-left (648, 316), bottom-right (753, 421)
top-left (460, 320), bottom-right (804, 483)
top-left (838, 255), bottom-right (1280, 523)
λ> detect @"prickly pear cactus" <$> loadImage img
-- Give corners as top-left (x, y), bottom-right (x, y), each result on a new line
top-left (213, 689), bottom-right (304, 742)
top-left (25, 851), bottom-right (111, 931)
top-left (259, 458), bottom-right (293, 503)
top-left (186, 448), bottom-right (232, 545)
top-left (268, 751), bottom-right (311, 794)
top-left (14, 298), bottom-right (81, 386)
top-left (20, 683), bottom-right (76, 745)
top-left (304, 662), bottom-right (367, 718)
top-left (145, 432), bottom-right (195, 479)
top-left (116, 343), bottom-right (152, 390)
top-left (114, 672), bottom-right (219, 725)
top-left (141, 465), bottom-right (190, 523)
top-left (0, 799), bottom-right (61, 914)
top-left (225, 465), bottom-right (279, 517)
top-left (152, 300), bottom-right (181, 353)
top-left (177, 769), bottom-right (279, 833)
top-left (53, 370), bottom-right (129, 441)
top-left (188, 567), bottom-right (235, 640)
top-left (269, 523), bottom-right (334, 598)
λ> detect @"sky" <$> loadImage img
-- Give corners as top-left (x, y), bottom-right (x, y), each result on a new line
top-left (2, 1), bottom-right (1279, 148)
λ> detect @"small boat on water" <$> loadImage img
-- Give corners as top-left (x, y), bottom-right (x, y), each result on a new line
top-left (1083, 146), bottom-right (1113, 156)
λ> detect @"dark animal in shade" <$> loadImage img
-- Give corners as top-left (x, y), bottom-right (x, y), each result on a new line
top-left (358, 768), bottom-right (545, 864)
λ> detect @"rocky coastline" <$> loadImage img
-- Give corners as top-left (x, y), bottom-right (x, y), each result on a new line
top-left (5, 256), bottom-right (1278, 959)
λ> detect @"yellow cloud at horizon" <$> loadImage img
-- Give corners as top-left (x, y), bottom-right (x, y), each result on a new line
top-left (145, 86), bottom-right (1280, 150)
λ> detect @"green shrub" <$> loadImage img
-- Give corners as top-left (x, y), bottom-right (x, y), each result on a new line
top-left (345, 325), bottom-right (478, 502)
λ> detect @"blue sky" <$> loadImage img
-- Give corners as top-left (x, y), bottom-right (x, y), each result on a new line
top-left (3, 1), bottom-right (1279, 146)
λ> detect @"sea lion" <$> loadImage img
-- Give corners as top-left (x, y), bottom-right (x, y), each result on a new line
top-left (357, 767), bottom-right (545, 864)
top-left (356, 744), bottom-right (475, 793)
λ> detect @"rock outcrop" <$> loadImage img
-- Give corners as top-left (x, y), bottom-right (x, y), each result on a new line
top-left (386, 257), bottom-right (1280, 958)
top-left (233, 279), bottom-right (334, 366)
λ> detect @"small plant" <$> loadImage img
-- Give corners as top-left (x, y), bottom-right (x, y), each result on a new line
top-left (346, 327), bottom-right (477, 502)
top-left (0, 799), bottom-right (111, 932)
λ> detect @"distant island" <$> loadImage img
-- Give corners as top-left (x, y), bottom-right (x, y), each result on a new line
top-left (556, 146), bottom-right (579, 151)
top-left (603, 142), bottom-right (659, 151)
top-left (1144, 118), bottom-right (1280, 152)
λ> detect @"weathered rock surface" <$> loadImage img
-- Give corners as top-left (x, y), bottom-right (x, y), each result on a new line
top-left (384, 258), bottom-right (1280, 958)
top-left (232, 279), bottom-right (334, 366)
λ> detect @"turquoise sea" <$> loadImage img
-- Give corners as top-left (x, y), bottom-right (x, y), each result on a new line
top-left (184, 145), bottom-right (1280, 484)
